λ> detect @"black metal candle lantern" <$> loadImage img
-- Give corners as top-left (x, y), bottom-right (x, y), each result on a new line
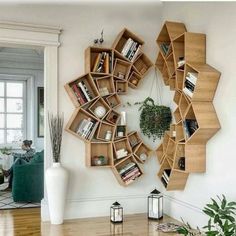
top-left (110, 201), bottom-right (123, 223)
top-left (148, 189), bottom-right (163, 220)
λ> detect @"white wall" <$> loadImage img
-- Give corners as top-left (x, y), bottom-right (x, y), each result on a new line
top-left (0, 3), bottom-right (171, 220)
top-left (162, 2), bottom-right (236, 227)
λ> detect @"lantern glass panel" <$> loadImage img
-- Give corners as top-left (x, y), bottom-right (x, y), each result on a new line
top-left (110, 205), bottom-right (123, 223)
top-left (148, 195), bottom-right (163, 219)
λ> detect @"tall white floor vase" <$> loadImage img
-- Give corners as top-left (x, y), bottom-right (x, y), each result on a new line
top-left (46, 162), bottom-right (69, 225)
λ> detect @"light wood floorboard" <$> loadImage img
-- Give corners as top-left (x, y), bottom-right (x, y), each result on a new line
top-left (0, 208), bottom-right (179, 236)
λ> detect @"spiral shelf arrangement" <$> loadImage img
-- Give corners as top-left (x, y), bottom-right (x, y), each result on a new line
top-left (65, 28), bottom-right (154, 186)
top-left (155, 21), bottom-right (221, 191)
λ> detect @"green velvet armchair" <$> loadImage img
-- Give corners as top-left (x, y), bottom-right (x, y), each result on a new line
top-left (12, 151), bottom-right (44, 203)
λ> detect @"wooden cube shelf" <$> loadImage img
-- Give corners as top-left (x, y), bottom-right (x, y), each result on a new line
top-left (113, 138), bottom-right (132, 162)
top-left (96, 121), bottom-right (116, 141)
top-left (176, 70), bottom-right (184, 90)
top-left (166, 53), bottom-right (175, 78)
top-left (86, 141), bottom-right (113, 167)
top-left (105, 109), bottom-right (120, 125)
top-left (115, 80), bottom-right (128, 94)
top-left (64, 73), bottom-right (99, 108)
top-left (112, 155), bottom-right (143, 186)
top-left (173, 90), bottom-right (181, 105)
top-left (179, 93), bottom-right (190, 119)
top-left (133, 53), bottom-right (153, 77)
top-left (173, 107), bottom-right (181, 123)
top-left (112, 28), bottom-right (144, 62)
top-left (66, 108), bottom-right (99, 142)
top-left (88, 97), bottom-right (111, 120)
top-left (113, 59), bottom-right (132, 80)
top-left (134, 142), bottom-right (152, 164)
top-left (155, 21), bottom-right (221, 190)
top-left (95, 76), bottom-right (115, 96)
top-left (128, 70), bottom-right (142, 89)
top-left (85, 47), bottom-right (113, 74)
top-left (169, 76), bottom-right (176, 91)
top-left (184, 102), bottom-right (220, 144)
top-left (127, 131), bottom-right (142, 150)
top-left (183, 63), bottom-right (221, 102)
top-left (105, 93), bottom-right (121, 109)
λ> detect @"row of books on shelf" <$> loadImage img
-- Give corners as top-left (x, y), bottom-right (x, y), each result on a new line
top-left (71, 81), bottom-right (94, 105)
top-left (161, 169), bottom-right (171, 187)
top-left (177, 57), bottom-right (185, 69)
top-left (160, 43), bottom-right (171, 56)
top-left (121, 38), bottom-right (141, 62)
top-left (93, 52), bottom-right (112, 74)
top-left (119, 162), bottom-right (141, 185)
top-left (76, 118), bottom-right (98, 140)
top-left (183, 119), bottom-right (198, 139)
top-left (183, 72), bottom-right (198, 98)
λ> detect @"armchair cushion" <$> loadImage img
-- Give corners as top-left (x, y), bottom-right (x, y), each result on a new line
top-left (12, 151), bottom-right (44, 203)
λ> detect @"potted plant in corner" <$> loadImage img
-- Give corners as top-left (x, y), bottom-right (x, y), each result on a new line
top-left (46, 113), bottom-right (68, 225)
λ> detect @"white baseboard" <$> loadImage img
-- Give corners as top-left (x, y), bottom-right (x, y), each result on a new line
top-left (163, 194), bottom-right (208, 227)
top-left (42, 194), bottom-right (208, 227)
top-left (41, 194), bottom-right (148, 222)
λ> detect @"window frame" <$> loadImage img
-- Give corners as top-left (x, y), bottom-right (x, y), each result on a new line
top-left (0, 74), bottom-right (28, 147)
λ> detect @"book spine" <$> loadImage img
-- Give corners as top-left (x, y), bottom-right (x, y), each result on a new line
top-left (183, 87), bottom-right (193, 98)
top-left (76, 119), bottom-right (88, 134)
top-left (81, 118), bottom-right (92, 135)
top-left (183, 120), bottom-right (190, 139)
top-left (121, 38), bottom-right (133, 56)
top-left (125, 41), bottom-right (136, 58)
top-left (163, 172), bottom-right (170, 182)
top-left (78, 82), bottom-right (91, 101)
top-left (84, 121), bottom-right (96, 139)
top-left (162, 173), bottom-right (169, 184)
top-left (82, 121), bottom-right (94, 138)
top-left (161, 177), bottom-right (168, 187)
top-left (124, 172), bottom-right (141, 184)
top-left (71, 84), bottom-right (83, 105)
top-left (109, 54), bottom-right (112, 73)
top-left (131, 45), bottom-right (141, 62)
top-left (119, 162), bottom-right (136, 175)
top-left (96, 52), bottom-right (106, 72)
top-left (122, 168), bottom-right (140, 180)
top-left (121, 166), bottom-right (139, 178)
top-left (92, 53), bottom-right (102, 72)
top-left (104, 53), bottom-right (109, 74)
top-left (186, 73), bottom-right (197, 84)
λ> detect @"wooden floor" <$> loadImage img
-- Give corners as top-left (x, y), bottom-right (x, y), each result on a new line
top-left (0, 208), bottom-right (179, 236)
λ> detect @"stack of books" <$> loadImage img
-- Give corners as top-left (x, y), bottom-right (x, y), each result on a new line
top-left (71, 81), bottom-right (94, 106)
top-left (177, 57), bottom-right (185, 69)
top-left (183, 72), bottom-right (198, 98)
top-left (76, 118), bottom-right (98, 140)
top-left (119, 162), bottom-right (141, 185)
top-left (93, 52), bottom-right (112, 73)
top-left (183, 119), bottom-right (199, 139)
top-left (161, 169), bottom-right (171, 187)
top-left (121, 38), bottom-right (141, 62)
top-left (116, 148), bottom-right (128, 159)
top-left (160, 43), bottom-right (171, 56)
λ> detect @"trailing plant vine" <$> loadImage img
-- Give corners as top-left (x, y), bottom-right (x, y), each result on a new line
top-left (125, 97), bottom-right (172, 141)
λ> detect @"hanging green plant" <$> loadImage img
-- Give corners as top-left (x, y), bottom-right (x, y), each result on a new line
top-left (137, 97), bottom-right (172, 141)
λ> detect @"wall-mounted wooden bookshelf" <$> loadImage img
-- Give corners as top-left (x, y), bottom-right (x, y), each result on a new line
top-left (65, 28), bottom-right (153, 186)
top-left (155, 21), bottom-right (221, 191)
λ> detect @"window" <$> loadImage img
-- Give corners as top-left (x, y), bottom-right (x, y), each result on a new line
top-left (0, 79), bottom-right (26, 145)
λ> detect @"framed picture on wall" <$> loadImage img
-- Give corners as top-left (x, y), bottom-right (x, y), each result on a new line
top-left (38, 87), bottom-right (44, 137)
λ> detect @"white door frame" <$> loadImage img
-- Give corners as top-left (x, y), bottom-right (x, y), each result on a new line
top-left (0, 21), bottom-right (61, 219)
